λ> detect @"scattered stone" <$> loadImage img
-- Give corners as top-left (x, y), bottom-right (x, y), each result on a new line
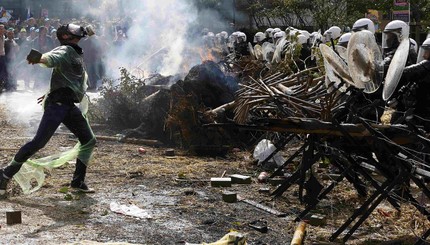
top-left (259, 187), bottom-right (271, 194)
top-left (138, 147), bottom-right (146, 154)
top-left (305, 214), bottom-right (327, 226)
top-left (222, 191), bottom-right (237, 203)
top-left (6, 211), bottom-right (22, 225)
top-left (165, 149), bottom-right (175, 156)
top-left (211, 177), bottom-right (232, 187)
top-left (184, 188), bottom-right (196, 196)
top-left (257, 172), bottom-right (269, 183)
top-left (248, 219), bottom-right (268, 233)
top-left (230, 174), bottom-right (252, 184)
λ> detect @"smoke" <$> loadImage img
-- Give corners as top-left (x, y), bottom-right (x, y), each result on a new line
top-left (70, 0), bottom-right (220, 79)
top-left (1, 0), bottom-right (232, 129)
top-left (0, 91), bottom-right (43, 129)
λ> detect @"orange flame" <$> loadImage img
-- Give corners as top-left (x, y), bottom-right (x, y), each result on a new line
top-left (198, 48), bottom-right (218, 62)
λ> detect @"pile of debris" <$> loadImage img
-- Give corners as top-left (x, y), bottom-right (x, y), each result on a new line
top-left (92, 61), bottom-right (242, 150)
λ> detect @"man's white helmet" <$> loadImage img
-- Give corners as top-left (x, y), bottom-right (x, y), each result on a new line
top-left (296, 34), bottom-right (308, 45)
top-left (417, 38), bottom-right (430, 62)
top-left (265, 28), bottom-right (274, 38)
top-left (299, 30), bottom-right (310, 40)
top-left (253, 32), bottom-right (265, 43)
top-left (422, 38), bottom-right (430, 49)
top-left (237, 32), bottom-right (247, 43)
top-left (382, 20), bottom-right (409, 50)
top-left (274, 31), bottom-right (286, 39)
top-left (409, 38), bottom-right (418, 53)
top-left (309, 31), bottom-right (322, 45)
top-left (228, 32), bottom-right (239, 46)
top-left (324, 26), bottom-right (342, 41)
top-left (338, 33), bottom-right (351, 46)
top-left (220, 31), bottom-right (228, 39)
top-left (352, 18), bottom-right (375, 34)
top-left (273, 27), bottom-right (282, 33)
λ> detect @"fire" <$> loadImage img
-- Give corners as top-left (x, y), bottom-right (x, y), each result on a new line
top-left (198, 47), bottom-right (219, 62)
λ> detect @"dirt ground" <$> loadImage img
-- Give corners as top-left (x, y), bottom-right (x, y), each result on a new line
top-left (0, 92), bottom-right (429, 245)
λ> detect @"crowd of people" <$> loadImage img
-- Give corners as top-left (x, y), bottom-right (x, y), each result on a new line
top-left (0, 16), bottom-right (117, 91)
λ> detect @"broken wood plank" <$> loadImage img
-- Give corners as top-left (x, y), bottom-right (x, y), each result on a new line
top-left (0, 147), bottom-right (20, 151)
top-left (291, 221), bottom-right (307, 245)
top-left (206, 117), bottom-right (429, 145)
top-left (55, 132), bottom-right (163, 146)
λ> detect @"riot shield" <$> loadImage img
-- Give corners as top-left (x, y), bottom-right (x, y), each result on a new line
top-left (347, 30), bottom-right (383, 93)
top-left (272, 37), bottom-right (289, 63)
top-left (335, 45), bottom-right (348, 61)
top-left (323, 56), bottom-right (347, 92)
top-left (248, 42), bottom-right (255, 59)
top-left (262, 42), bottom-right (275, 62)
top-left (382, 39), bottom-right (410, 101)
top-left (418, 46), bottom-right (425, 63)
top-left (254, 44), bottom-right (264, 60)
top-left (320, 44), bottom-right (355, 87)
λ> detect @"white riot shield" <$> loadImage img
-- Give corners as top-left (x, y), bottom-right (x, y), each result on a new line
top-left (383, 39), bottom-right (410, 101)
top-left (418, 47), bottom-right (425, 63)
top-left (335, 45), bottom-right (348, 61)
top-left (248, 42), bottom-right (255, 59)
top-left (272, 37), bottom-right (289, 63)
top-left (347, 30), bottom-right (383, 93)
top-left (323, 57), bottom-right (347, 92)
top-left (262, 42), bottom-right (275, 62)
top-left (254, 44), bottom-right (264, 60)
top-left (320, 44), bottom-right (355, 87)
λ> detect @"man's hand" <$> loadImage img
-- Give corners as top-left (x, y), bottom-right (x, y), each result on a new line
top-left (27, 49), bottom-right (42, 65)
top-left (37, 95), bottom-right (45, 104)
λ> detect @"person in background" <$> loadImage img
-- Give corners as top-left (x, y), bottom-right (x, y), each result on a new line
top-left (0, 24), bottom-right (7, 87)
top-left (4, 27), bottom-right (19, 91)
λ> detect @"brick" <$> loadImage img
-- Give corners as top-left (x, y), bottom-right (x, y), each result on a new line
top-left (229, 174), bottom-right (252, 184)
top-left (305, 214), bottom-right (327, 226)
top-left (165, 149), bottom-right (175, 156)
top-left (210, 177), bottom-right (232, 187)
top-left (222, 191), bottom-right (237, 203)
top-left (6, 211), bottom-right (22, 225)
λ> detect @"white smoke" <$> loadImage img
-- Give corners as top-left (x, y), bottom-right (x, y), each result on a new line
top-left (0, 91), bottom-right (43, 128)
top-left (75, 0), bottom-right (201, 79)
top-left (0, 0), bottom-right (231, 128)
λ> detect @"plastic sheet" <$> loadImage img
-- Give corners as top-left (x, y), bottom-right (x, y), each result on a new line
top-left (110, 202), bottom-right (152, 219)
top-left (253, 139), bottom-right (285, 167)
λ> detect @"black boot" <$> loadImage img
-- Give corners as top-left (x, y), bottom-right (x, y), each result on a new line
top-left (0, 169), bottom-right (10, 198)
top-left (71, 159), bottom-right (94, 193)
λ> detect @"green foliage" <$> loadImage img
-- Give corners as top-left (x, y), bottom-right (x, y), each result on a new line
top-left (233, 0), bottom-right (430, 30)
top-left (90, 67), bottom-right (147, 129)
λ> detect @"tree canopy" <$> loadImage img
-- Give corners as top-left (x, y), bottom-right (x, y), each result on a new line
top-left (194, 0), bottom-right (430, 30)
